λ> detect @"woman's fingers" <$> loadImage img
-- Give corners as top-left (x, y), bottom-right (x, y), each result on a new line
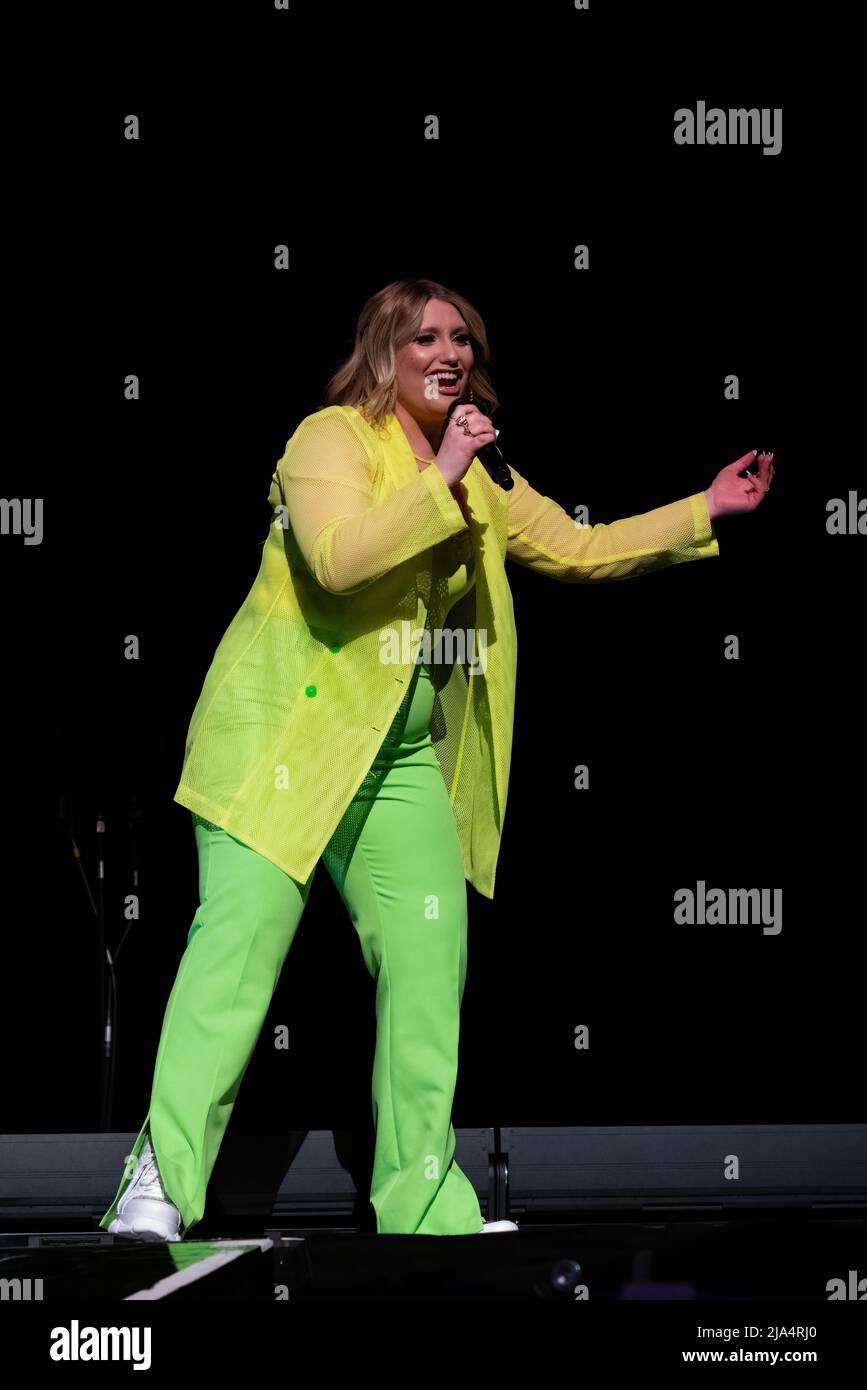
top-left (731, 449), bottom-right (760, 474)
top-left (747, 452), bottom-right (775, 496)
top-left (736, 448), bottom-right (774, 478)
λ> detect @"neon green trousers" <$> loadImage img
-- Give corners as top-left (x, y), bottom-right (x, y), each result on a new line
top-left (98, 662), bottom-right (483, 1238)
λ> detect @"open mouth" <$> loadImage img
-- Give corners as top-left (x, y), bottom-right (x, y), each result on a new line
top-left (426, 371), bottom-right (462, 395)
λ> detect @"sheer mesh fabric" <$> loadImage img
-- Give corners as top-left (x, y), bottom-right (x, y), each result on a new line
top-left (174, 405), bottom-right (718, 899)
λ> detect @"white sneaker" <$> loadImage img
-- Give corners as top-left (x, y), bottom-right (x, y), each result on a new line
top-left (108, 1137), bottom-right (182, 1242)
top-left (478, 1219), bottom-right (520, 1232)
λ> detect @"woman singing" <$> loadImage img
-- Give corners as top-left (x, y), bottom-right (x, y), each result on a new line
top-left (99, 276), bottom-right (774, 1241)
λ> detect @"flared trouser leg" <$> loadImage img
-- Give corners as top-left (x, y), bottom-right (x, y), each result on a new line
top-left (98, 819), bottom-right (313, 1239)
top-left (321, 664), bottom-right (482, 1236)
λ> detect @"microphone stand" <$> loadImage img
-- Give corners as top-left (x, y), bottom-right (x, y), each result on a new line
top-left (96, 811), bottom-right (109, 1130)
top-left (104, 798), bottom-right (144, 1128)
top-left (59, 785), bottom-right (119, 1131)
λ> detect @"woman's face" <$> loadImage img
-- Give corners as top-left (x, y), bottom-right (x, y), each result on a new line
top-left (393, 300), bottom-right (475, 422)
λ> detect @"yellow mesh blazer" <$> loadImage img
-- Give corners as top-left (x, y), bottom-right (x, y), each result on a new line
top-left (173, 404), bottom-right (719, 898)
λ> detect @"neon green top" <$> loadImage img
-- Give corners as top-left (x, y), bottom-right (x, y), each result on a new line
top-left (173, 405), bottom-right (719, 898)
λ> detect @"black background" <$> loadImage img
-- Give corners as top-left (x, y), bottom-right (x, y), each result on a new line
top-left (2, 4), bottom-right (860, 1146)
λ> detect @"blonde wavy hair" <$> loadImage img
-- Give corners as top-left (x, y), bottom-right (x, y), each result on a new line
top-left (323, 276), bottom-right (500, 432)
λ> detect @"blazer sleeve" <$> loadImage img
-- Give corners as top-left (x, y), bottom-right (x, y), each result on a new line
top-left (504, 462), bottom-right (719, 581)
top-left (271, 410), bottom-right (468, 594)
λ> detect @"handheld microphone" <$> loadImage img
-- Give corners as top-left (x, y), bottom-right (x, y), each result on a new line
top-left (446, 397), bottom-right (514, 490)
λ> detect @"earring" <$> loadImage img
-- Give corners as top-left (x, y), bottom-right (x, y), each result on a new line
top-left (468, 386), bottom-right (474, 403)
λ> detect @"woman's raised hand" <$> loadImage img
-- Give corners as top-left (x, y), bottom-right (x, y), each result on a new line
top-left (705, 450), bottom-right (775, 521)
top-left (435, 404), bottom-right (498, 487)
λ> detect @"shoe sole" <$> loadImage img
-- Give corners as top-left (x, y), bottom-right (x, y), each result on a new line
top-left (108, 1219), bottom-right (181, 1243)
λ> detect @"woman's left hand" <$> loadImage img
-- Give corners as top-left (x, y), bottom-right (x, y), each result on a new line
top-left (704, 450), bottom-right (774, 521)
